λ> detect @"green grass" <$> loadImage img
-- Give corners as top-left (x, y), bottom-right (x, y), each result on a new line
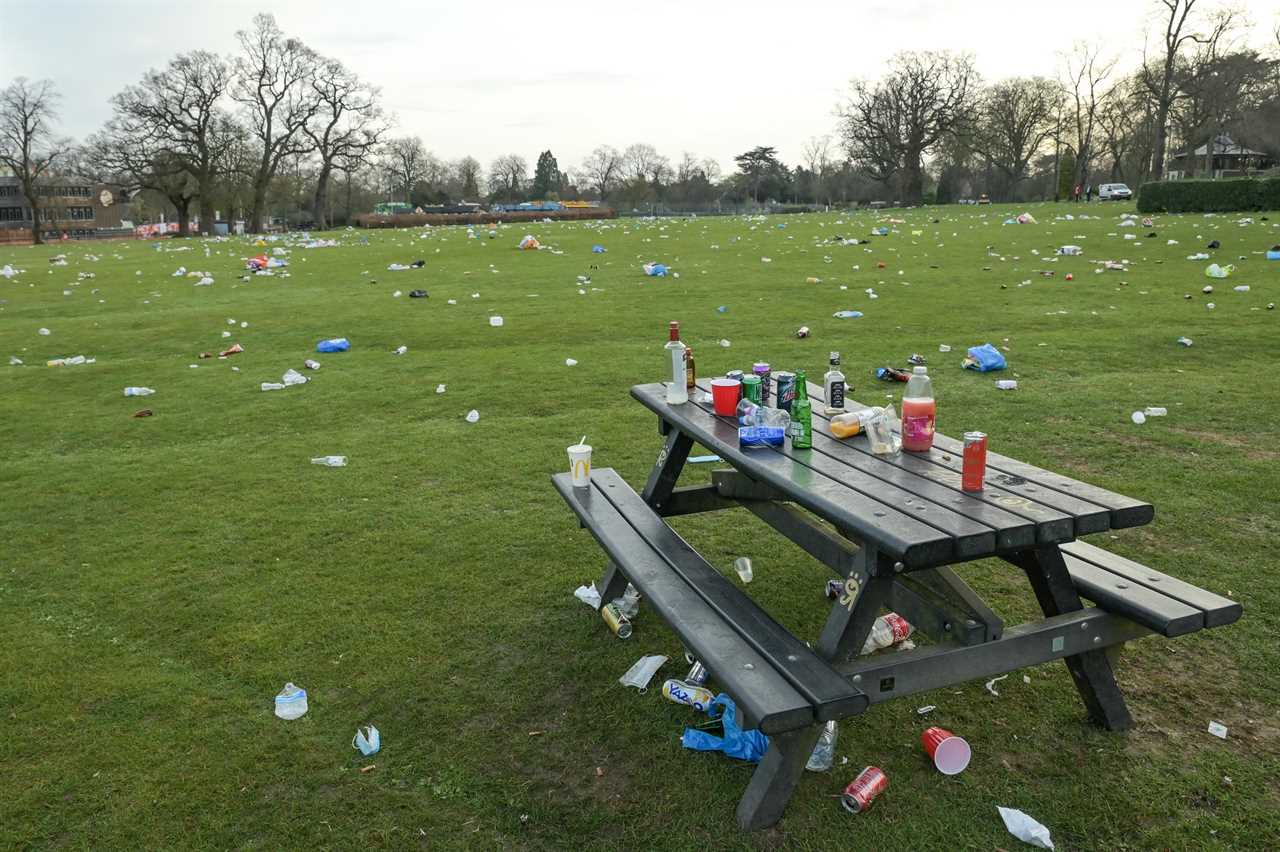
top-left (1, 204), bottom-right (1277, 850)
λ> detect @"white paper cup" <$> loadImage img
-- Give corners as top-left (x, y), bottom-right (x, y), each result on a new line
top-left (568, 444), bottom-right (592, 488)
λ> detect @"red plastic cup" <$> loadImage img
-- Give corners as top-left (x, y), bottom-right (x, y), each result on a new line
top-left (921, 727), bottom-right (971, 775)
top-left (711, 378), bottom-right (742, 416)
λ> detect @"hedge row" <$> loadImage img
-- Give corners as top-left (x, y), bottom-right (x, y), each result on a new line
top-left (1137, 177), bottom-right (1280, 213)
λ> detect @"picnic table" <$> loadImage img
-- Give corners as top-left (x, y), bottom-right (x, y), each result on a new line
top-left (553, 375), bottom-right (1241, 830)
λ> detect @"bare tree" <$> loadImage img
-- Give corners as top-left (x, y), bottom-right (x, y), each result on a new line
top-left (622, 143), bottom-right (671, 186)
top-left (0, 78), bottom-right (70, 245)
top-left (84, 127), bottom-right (198, 234)
top-left (801, 135), bottom-right (833, 203)
top-left (972, 77), bottom-right (1060, 199)
top-left (303, 57), bottom-right (385, 229)
top-left (232, 13), bottom-right (321, 232)
top-left (1061, 43), bottom-right (1117, 193)
top-left (383, 136), bottom-right (426, 201)
top-left (577, 145), bottom-right (622, 200)
top-left (452, 156), bottom-right (483, 199)
top-left (488, 154), bottom-right (527, 201)
top-left (838, 51), bottom-right (979, 204)
top-left (101, 51), bottom-right (236, 235)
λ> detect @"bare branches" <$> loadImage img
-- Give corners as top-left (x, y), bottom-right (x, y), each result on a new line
top-left (0, 77), bottom-right (70, 244)
top-left (1060, 42), bottom-right (1117, 185)
top-left (972, 77), bottom-right (1061, 192)
top-left (577, 146), bottom-right (622, 201)
top-left (303, 57), bottom-right (385, 227)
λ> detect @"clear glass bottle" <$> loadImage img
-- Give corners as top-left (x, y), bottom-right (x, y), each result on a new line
top-left (823, 352), bottom-right (847, 415)
top-left (665, 321), bottom-right (688, 404)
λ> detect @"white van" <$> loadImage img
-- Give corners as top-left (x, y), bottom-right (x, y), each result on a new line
top-left (1098, 183), bottom-right (1133, 201)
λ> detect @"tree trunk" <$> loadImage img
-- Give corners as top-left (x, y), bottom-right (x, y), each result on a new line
top-left (176, 198), bottom-right (191, 237)
top-left (30, 195), bottom-right (43, 245)
top-left (902, 161), bottom-right (925, 206)
top-left (198, 196), bottom-right (216, 237)
top-left (345, 170), bottom-right (353, 226)
top-left (249, 180), bottom-right (269, 233)
top-left (1151, 77), bottom-right (1172, 180)
top-left (313, 162), bottom-right (332, 230)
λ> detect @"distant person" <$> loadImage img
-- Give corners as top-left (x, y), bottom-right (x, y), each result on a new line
top-left (1085, 184), bottom-right (1093, 202)
top-left (1072, 184), bottom-right (1082, 202)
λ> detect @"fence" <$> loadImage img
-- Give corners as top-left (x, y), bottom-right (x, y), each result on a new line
top-left (354, 207), bottom-right (616, 228)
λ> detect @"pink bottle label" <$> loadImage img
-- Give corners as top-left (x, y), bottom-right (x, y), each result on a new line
top-left (903, 414), bottom-right (934, 444)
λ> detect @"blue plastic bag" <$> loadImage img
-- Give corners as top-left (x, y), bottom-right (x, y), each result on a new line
top-left (591, 244), bottom-right (606, 253)
top-left (681, 694), bottom-right (769, 763)
top-left (963, 343), bottom-right (1006, 372)
top-left (316, 337), bottom-right (350, 353)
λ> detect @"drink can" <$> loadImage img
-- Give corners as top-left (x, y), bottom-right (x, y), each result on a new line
top-left (841, 766), bottom-right (888, 813)
top-left (961, 431), bottom-right (988, 492)
top-left (742, 375), bottom-right (762, 404)
top-left (826, 579), bottom-right (845, 600)
top-left (726, 369), bottom-right (745, 383)
top-left (752, 362), bottom-right (771, 406)
top-left (662, 678), bottom-right (715, 712)
top-left (686, 660), bottom-right (709, 686)
top-left (775, 372), bottom-right (797, 412)
top-left (601, 602), bottom-right (632, 639)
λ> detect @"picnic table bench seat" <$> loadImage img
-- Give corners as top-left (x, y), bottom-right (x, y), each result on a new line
top-left (553, 467), bottom-right (867, 734)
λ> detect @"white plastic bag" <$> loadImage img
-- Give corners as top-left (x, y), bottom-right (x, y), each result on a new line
top-left (998, 806), bottom-right (1054, 849)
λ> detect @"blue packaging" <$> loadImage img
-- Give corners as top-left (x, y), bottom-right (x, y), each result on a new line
top-left (316, 337), bottom-right (350, 353)
top-left (739, 426), bottom-right (785, 448)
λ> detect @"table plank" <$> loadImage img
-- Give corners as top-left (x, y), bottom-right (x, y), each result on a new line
top-left (632, 383), bottom-right (953, 566)
top-left (796, 379), bottom-right (1141, 535)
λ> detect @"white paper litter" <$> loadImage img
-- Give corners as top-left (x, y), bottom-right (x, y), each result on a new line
top-left (565, 358), bottom-right (578, 366)
top-left (985, 674), bottom-right (1008, 696)
top-left (573, 583), bottom-right (601, 608)
top-left (998, 806), bottom-right (1054, 849)
top-left (618, 654), bottom-right (668, 690)
top-left (996, 380), bottom-right (1018, 391)
top-left (1208, 720), bottom-right (1228, 739)
top-left (465, 409), bottom-right (480, 423)
top-left (489, 316), bottom-right (504, 327)
top-left (435, 384), bottom-right (446, 394)
top-left (916, 705), bottom-right (937, 715)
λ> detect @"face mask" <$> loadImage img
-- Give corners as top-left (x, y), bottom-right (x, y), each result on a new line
top-left (618, 654), bottom-right (668, 692)
top-left (352, 725), bottom-right (381, 756)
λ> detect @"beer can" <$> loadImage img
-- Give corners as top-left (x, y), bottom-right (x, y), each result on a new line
top-left (600, 602), bottom-right (632, 639)
top-left (961, 431), bottom-right (988, 492)
top-left (686, 660), bottom-right (709, 686)
top-left (841, 766), bottom-right (888, 813)
top-left (726, 369), bottom-right (745, 384)
top-left (752, 362), bottom-right (771, 406)
top-left (742, 375), bottom-right (762, 404)
top-left (662, 678), bottom-right (715, 712)
top-left (825, 579), bottom-right (846, 600)
top-left (775, 371), bottom-right (797, 412)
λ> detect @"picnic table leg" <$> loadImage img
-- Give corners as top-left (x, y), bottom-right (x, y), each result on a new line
top-left (641, 428), bottom-right (693, 513)
top-left (593, 560), bottom-right (629, 613)
top-left (1014, 545), bottom-right (1134, 731)
top-left (816, 546), bottom-right (894, 663)
top-left (735, 726), bottom-right (824, 831)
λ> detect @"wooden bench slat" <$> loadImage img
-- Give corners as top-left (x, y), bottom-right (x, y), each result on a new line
top-left (1061, 541), bottom-right (1242, 628)
top-left (632, 383), bottom-right (954, 567)
top-left (553, 471), bottom-right (814, 734)
top-left (796, 379), bottom-right (1116, 539)
top-left (593, 468), bottom-right (866, 721)
top-left (1063, 555), bottom-right (1204, 637)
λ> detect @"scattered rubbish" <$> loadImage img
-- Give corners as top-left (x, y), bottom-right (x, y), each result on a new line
top-left (353, 725), bottom-right (381, 756)
top-left (734, 556), bottom-right (754, 583)
top-left (282, 369), bottom-right (308, 386)
top-left (806, 720), bottom-right (839, 772)
top-left (938, 344), bottom-right (952, 353)
top-left (123, 387), bottom-right (155, 397)
top-left (219, 343), bottom-right (244, 357)
top-left (805, 276), bottom-right (823, 284)
top-left (861, 613), bottom-right (913, 654)
top-left (573, 583), bottom-right (601, 609)
top-left (1233, 285), bottom-right (1250, 292)
top-left (8, 357), bottom-right (22, 365)
top-left (311, 456), bottom-right (347, 467)
top-left (316, 338), bottom-right (350, 353)
top-left (984, 674), bottom-right (1009, 696)
top-left (1187, 253), bottom-right (1210, 261)
top-left (916, 705), bottom-right (936, 716)
top-left (409, 289), bottom-right (428, 298)
top-left (360, 764), bottom-right (376, 774)
top-left (876, 366), bottom-right (910, 383)
top-left (303, 359), bottom-right (320, 370)
top-left (1131, 411), bottom-right (1147, 425)
top-left (1207, 720), bottom-right (1228, 740)
top-left (1207, 240), bottom-right (1220, 249)
top-left (465, 409), bottom-right (480, 423)
top-left (907, 353), bottom-right (927, 366)
top-left (489, 316), bottom-right (504, 327)
top-left (564, 358), bottom-right (578, 367)
top-left (996, 380), bottom-right (1018, 391)
top-left (642, 262), bottom-right (669, 277)
top-left (435, 384), bottom-right (446, 394)
top-left (1056, 246), bottom-right (1082, 256)
top-left (1205, 263), bottom-right (1234, 279)
top-left (274, 682), bottom-right (308, 720)
top-left (133, 409), bottom-right (153, 418)
top-left (38, 327), bottom-right (51, 336)
top-left (865, 405), bottom-right (900, 456)
top-left (922, 726), bottom-right (971, 775)
top-left (261, 383), bottom-right (286, 391)
top-left (518, 235), bottom-right (539, 250)
top-left (601, 602), bottom-right (632, 638)
top-left (680, 693), bottom-right (769, 763)
top-left (840, 767), bottom-right (888, 813)
top-left (592, 244), bottom-right (606, 253)
top-left (1207, 302), bottom-right (1216, 310)
top-left (718, 338), bottom-right (731, 348)
top-left (833, 310), bottom-right (864, 319)
top-left (619, 655), bottom-right (668, 690)
top-left (393, 290), bottom-right (402, 298)
top-left (1144, 407), bottom-right (1168, 417)
top-left (688, 455), bottom-right (722, 464)
top-left (963, 343), bottom-right (1007, 372)
top-left (394, 345), bottom-right (408, 355)
top-left (1203, 285), bottom-right (1214, 294)
top-left (998, 807), bottom-right (1054, 850)
top-left (1177, 336), bottom-right (1193, 347)
top-left (795, 326), bottom-right (810, 338)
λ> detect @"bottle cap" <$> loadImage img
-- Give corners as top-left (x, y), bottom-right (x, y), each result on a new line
top-left (668, 321), bottom-right (680, 341)
top-left (913, 366), bottom-right (927, 374)
top-left (830, 351), bottom-right (840, 363)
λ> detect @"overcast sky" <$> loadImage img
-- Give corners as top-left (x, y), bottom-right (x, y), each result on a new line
top-left (3, 0), bottom-right (1278, 175)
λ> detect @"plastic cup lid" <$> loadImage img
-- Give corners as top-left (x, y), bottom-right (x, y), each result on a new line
top-left (568, 444), bottom-right (591, 453)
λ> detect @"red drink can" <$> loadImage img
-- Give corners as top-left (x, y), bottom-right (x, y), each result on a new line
top-left (961, 431), bottom-right (988, 492)
top-left (841, 766), bottom-right (888, 813)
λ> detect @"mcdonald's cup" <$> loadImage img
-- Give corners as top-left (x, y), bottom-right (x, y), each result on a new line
top-left (568, 443), bottom-right (593, 488)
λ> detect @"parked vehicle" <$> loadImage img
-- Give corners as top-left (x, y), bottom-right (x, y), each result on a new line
top-left (1097, 183), bottom-right (1133, 201)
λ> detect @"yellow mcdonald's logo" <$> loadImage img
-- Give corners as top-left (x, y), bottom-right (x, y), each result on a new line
top-left (572, 459), bottom-right (591, 478)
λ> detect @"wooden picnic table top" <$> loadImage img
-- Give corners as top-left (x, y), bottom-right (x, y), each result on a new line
top-left (631, 379), bottom-right (1153, 569)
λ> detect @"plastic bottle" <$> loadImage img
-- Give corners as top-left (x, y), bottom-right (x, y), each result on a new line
top-left (901, 366), bottom-right (936, 452)
top-left (860, 613), bottom-right (914, 654)
top-left (734, 557), bottom-right (753, 583)
top-left (310, 456), bottom-right (347, 467)
top-left (123, 387), bottom-right (155, 397)
top-left (806, 720), bottom-right (839, 771)
top-left (665, 321), bottom-right (688, 404)
top-left (274, 682), bottom-right (308, 719)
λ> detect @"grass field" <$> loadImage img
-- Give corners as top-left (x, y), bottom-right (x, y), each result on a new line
top-left (2, 203), bottom-right (1277, 850)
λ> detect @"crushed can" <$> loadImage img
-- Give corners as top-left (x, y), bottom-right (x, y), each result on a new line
top-left (825, 579), bottom-right (845, 600)
top-left (841, 766), bottom-right (888, 813)
top-left (686, 660), bottom-right (709, 687)
top-left (662, 679), bottom-right (715, 712)
top-left (601, 602), bottom-right (632, 639)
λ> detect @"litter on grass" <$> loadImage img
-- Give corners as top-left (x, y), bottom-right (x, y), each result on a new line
top-left (998, 807), bottom-right (1054, 850)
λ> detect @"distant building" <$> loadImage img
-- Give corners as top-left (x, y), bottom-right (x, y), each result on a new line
top-left (1166, 135), bottom-right (1275, 180)
top-left (0, 175), bottom-right (131, 239)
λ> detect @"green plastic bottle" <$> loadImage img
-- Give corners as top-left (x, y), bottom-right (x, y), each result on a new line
top-left (790, 370), bottom-right (813, 449)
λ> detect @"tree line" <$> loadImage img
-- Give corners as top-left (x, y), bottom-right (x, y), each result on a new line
top-left (2, 2), bottom-right (1277, 243)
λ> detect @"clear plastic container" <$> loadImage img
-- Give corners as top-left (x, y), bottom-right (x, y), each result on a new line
top-left (274, 682), bottom-right (308, 720)
top-left (806, 720), bottom-right (838, 771)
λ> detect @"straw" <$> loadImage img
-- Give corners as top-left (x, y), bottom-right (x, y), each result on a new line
top-left (579, 435), bottom-right (587, 446)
